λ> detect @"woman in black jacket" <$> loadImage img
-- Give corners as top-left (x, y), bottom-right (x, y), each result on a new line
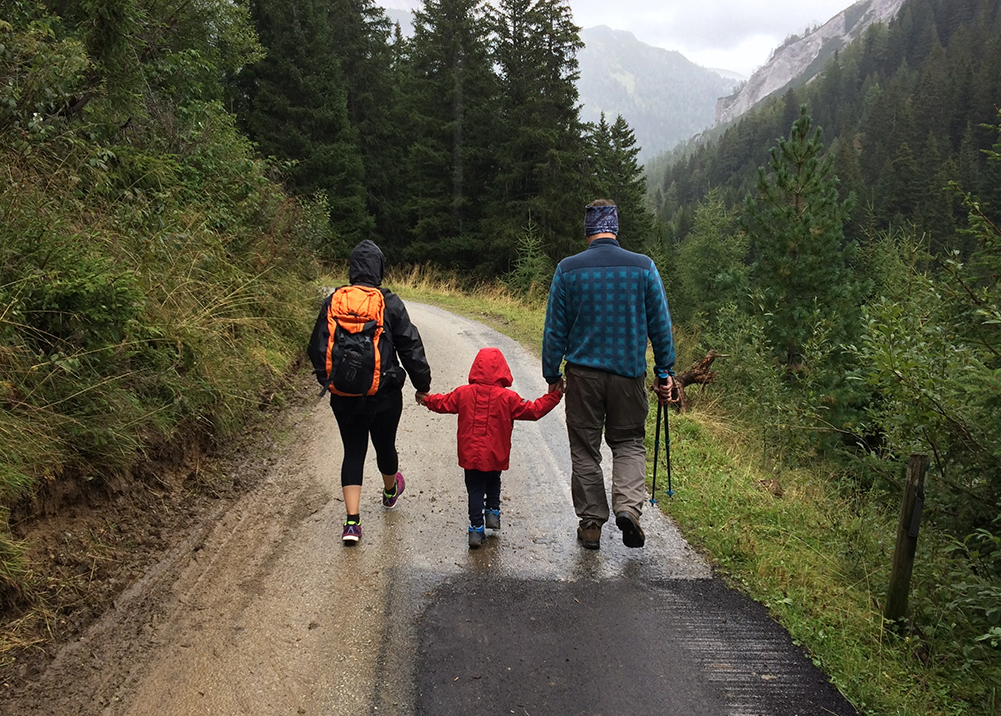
top-left (308, 240), bottom-right (432, 544)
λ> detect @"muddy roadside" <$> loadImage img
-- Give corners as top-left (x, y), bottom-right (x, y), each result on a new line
top-left (0, 370), bottom-right (314, 695)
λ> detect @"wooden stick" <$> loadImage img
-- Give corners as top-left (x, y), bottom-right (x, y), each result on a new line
top-left (884, 453), bottom-right (929, 623)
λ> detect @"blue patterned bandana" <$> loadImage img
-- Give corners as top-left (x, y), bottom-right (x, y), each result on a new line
top-left (584, 205), bottom-right (618, 237)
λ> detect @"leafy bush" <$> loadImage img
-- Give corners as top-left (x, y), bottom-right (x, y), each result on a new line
top-left (670, 189), bottom-right (747, 328)
top-left (852, 115), bottom-right (1001, 539)
top-left (0, 1), bottom-right (325, 614)
top-left (0, 14), bottom-right (89, 134)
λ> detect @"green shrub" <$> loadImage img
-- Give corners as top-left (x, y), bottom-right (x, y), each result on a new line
top-left (0, 2), bottom-right (325, 613)
top-left (506, 219), bottom-right (554, 300)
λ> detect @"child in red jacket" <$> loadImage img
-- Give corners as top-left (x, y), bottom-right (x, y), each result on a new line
top-left (422, 347), bottom-right (563, 548)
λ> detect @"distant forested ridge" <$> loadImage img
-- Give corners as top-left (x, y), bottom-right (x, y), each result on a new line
top-left (714, 0), bottom-right (907, 127)
top-left (647, 0), bottom-right (1001, 637)
top-left (577, 26), bottom-right (739, 161)
top-left (653, 0), bottom-right (1001, 250)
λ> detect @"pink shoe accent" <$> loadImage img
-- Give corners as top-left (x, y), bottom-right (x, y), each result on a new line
top-left (382, 472), bottom-right (405, 509)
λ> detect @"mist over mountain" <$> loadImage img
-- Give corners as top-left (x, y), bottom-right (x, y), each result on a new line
top-left (374, 2), bottom-right (742, 161)
top-left (715, 0), bottom-right (907, 125)
top-left (384, 6), bottom-right (415, 35)
top-left (578, 26), bottom-right (740, 161)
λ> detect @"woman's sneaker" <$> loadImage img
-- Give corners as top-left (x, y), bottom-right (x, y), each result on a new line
top-left (382, 472), bottom-right (405, 509)
top-left (484, 509), bottom-right (501, 530)
top-left (468, 524), bottom-right (485, 549)
top-left (342, 520), bottom-right (362, 545)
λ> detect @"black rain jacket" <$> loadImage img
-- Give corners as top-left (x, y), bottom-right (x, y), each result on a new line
top-left (307, 240), bottom-right (432, 412)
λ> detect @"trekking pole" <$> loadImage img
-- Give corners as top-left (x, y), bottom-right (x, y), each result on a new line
top-left (650, 399), bottom-right (662, 505)
top-left (664, 392), bottom-right (674, 498)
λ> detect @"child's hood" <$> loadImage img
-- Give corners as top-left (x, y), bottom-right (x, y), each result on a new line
top-left (467, 347), bottom-right (513, 387)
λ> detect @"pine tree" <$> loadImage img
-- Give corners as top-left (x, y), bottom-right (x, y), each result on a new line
top-left (402, 0), bottom-right (499, 267)
top-left (743, 107), bottom-right (858, 371)
top-left (875, 142), bottom-right (921, 226)
top-left (486, 0), bottom-right (586, 266)
top-left (781, 88), bottom-right (801, 136)
top-left (674, 189), bottom-right (747, 329)
top-left (957, 122), bottom-right (982, 200)
top-left (234, 0), bottom-right (372, 252)
top-left (917, 132), bottom-right (958, 252)
top-left (913, 38), bottom-right (953, 142)
top-left (586, 113), bottom-right (654, 249)
top-left (324, 0), bottom-right (411, 254)
top-left (832, 134), bottom-right (866, 244)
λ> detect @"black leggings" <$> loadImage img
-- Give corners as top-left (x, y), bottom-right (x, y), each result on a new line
top-left (332, 391), bottom-right (403, 487)
top-left (465, 469), bottom-right (501, 527)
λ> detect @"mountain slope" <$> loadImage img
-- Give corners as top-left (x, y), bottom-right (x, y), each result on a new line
top-left (715, 0), bottom-right (906, 125)
top-left (578, 26), bottom-right (739, 160)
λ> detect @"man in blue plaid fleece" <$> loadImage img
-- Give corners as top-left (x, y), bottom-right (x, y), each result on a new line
top-left (542, 199), bottom-right (676, 550)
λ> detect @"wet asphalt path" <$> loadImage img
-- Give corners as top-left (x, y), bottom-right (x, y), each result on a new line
top-left (5, 302), bottom-right (858, 716)
top-left (381, 304), bottom-right (857, 716)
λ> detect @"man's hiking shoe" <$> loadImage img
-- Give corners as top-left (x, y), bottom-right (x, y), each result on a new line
top-left (342, 520), bottom-right (362, 545)
top-left (484, 509), bottom-right (501, 530)
top-left (382, 472), bottom-right (405, 509)
top-left (577, 523), bottom-right (601, 550)
top-left (615, 511), bottom-right (645, 548)
top-left (468, 524), bottom-right (485, 549)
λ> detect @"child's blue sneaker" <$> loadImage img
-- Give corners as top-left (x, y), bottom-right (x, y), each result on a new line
top-left (484, 509), bottom-right (501, 530)
top-left (468, 524), bottom-right (485, 549)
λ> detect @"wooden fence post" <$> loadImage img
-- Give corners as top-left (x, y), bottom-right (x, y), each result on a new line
top-left (884, 453), bottom-right (930, 623)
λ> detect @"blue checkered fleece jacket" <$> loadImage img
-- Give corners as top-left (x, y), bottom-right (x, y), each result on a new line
top-left (542, 238), bottom-right (675, 384)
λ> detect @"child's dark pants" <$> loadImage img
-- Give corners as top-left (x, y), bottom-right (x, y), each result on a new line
top-left (464, 469), bottom-right (501, 527)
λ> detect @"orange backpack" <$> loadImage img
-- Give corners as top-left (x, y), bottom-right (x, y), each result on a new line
top-left (321, 285), bottom-right (385, 396)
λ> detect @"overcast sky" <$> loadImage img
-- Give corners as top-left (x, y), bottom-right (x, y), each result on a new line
top-left (381, 0), bottom-right (857, 78)
top-left (569, 0), bottom-right (855, 77)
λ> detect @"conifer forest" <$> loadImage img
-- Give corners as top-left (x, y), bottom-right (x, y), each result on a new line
top-left (1, 0), bottom-right (1000, 711)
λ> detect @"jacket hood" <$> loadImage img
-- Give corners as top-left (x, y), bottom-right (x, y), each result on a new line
top-left (348, 240), bottom-right (384, 287)
top-left (468, 347), bottom-right (513, 387)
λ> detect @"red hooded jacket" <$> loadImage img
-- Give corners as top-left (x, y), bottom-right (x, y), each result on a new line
top-left (424, 347), bottom-right (561, 472)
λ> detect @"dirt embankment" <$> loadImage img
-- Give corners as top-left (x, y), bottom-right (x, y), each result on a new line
top-left (1, 378), bottom-right (309, 689)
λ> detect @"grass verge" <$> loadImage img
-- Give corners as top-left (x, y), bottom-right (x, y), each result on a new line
top-left (387, 265), bottom-right (548, 357)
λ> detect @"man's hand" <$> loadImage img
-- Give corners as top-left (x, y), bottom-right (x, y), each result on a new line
top-left (653, 375), bottom-right (676, 404)
top-left (548, 376), bottom-right (566, 395)
top-left (415, 391), bottom-right (429, 405)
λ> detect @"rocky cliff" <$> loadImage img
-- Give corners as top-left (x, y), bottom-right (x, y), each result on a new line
top-left (715, 0), bottom-right (906, 126)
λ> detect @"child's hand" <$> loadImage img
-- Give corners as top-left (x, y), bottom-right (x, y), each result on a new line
top-left (415, 391), bottom-right (429, 406)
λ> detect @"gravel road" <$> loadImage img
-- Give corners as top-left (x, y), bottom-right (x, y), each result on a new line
top-left (1, 302), bottom-right (858, 716)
